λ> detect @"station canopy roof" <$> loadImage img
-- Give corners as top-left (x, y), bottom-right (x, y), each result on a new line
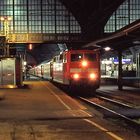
top-left (2, 0), bottom-right (140, 64)
top-left (61, 0), bottom-right (126, 39)
top-left (83, 19), bottom-right (140, 51)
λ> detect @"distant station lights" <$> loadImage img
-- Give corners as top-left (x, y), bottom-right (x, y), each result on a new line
top-left (0, 16), bottom-right (12, 37)
top-left (0, 16), bottom-right (12, 56)
top-left (0, 16), bottom-right (12, 21)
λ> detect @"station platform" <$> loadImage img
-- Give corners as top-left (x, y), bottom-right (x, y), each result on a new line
top-left (0, 77), bottom-right (139, 140)
top-left (0, 77), bottom-right (90, 121)
top-left (101, 76), bottom-right (140, 88)
top-left (0, 75), bottom-right (139, 119)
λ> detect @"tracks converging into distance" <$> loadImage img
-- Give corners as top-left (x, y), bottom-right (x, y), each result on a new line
top-left (76, 91), bottom-right (140, 135)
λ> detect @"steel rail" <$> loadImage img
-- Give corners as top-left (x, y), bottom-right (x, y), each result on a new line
top-left (95, 93), bottom-right (134, 109)
top-left (78, 96), bottom-right (140, 135)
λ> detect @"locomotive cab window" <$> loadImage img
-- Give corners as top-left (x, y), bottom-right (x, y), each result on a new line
top-left (71, 54), bottom-right (83, 62)
top-left (84, 53), bottom-right (96, 61)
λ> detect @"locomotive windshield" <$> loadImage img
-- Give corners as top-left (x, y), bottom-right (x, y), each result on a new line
top-left (84, 53), bottom-right (96, 61)
top-left (71, 53), bottom-right (96, 62)
top-left (71, 54), bottom-right (83, 62)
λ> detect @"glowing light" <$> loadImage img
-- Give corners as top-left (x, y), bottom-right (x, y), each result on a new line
top-left (7, 73), bottom-right (12, 76)
top-left (73, 73), bottom-right (79, 79)
top-left (0, 16), bottom-right (12, 21)
top-left (89, 73), bottom-right (96, 79)
top-left (7, 17), bottom-right (12, 21)
top-left (82, 60), bottom-right (88, 67)
top-left (104, 47), bottom-right (111, 51)
top-left (29, 44), bottom-right (33, 50)
top-left (24, 61), bottom-right (27, 66)
top-left (0, 17), bottom-right (5, 21)
top-left (8, 85), bottom-right (15, 89)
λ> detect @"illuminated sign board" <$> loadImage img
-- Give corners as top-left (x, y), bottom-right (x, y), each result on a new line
top-left (113, 59), bottom-right (132, 64)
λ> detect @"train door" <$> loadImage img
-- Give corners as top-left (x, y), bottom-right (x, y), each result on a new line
top-left (50, 61), bottom-right (53, 79)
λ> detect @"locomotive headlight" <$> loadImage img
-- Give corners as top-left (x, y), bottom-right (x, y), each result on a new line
top-left (82, 60), bottom-right (88, 67)
top-left (73, 73), bottom-right (79, 80)
top-left (89, 73), bottom-right (96, 79)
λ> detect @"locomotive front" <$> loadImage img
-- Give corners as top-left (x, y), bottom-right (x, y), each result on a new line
top-left (68, 50), bottom-right (100, 90)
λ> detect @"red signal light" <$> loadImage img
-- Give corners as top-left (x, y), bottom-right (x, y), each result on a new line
top-left (29, 44), bottom-right (33, 50)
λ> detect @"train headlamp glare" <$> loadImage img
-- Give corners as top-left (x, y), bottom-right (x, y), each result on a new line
top-left (73, 73), bottom-right (79, 79)
top-left (89, 73), bottom-right (96, 79)
top-left (82, 60), bottom-right (88, 67)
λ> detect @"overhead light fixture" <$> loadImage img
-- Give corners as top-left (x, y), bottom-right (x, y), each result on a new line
top-left (104, 47), bottom-right (111, 51)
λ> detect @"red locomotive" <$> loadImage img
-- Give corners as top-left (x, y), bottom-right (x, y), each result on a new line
top-left (29, 49), bottom-right (100, 90)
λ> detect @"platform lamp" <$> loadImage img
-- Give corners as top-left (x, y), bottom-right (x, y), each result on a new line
top-left (0, 16), bottom-right (12, 56)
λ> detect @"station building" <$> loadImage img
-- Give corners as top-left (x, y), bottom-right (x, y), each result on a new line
top-left (0, 0), bottom-right (140, 87)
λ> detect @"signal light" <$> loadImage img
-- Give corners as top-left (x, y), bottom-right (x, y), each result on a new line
top-left (29, 44), bottom-right (33, 50)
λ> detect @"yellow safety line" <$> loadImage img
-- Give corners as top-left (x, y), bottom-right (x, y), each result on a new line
top-left (80, 109), bottom-right (92, 117)
top-left (41, 81), bottom-right (123, 140)
top-left (41, 81), bottom-right (71, 110)
top-left (84, 119), bottom-right (124, 140)
top-left (66, 95), bottom-right (87, 110)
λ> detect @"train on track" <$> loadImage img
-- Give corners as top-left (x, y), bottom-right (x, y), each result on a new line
top-left (29, 49), bottom-right (101, 90)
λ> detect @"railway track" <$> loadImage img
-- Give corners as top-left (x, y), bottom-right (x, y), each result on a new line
top-left (77, 95), bottom-right (140, 135)
top-left (96, 90), bottom-right (140, 108)
top-left (49, 81), bottom-right (140, 135)
top-left (95, 93), bottom-right (134, 109)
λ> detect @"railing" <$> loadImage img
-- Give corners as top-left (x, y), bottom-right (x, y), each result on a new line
top-left (0, 33), bottom-right (86, 43)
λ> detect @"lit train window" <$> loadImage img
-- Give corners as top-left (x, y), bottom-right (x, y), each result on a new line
top-left (60, 54), bottom-right (63, 61)
top-left (84, 53), bottom-right (96, 61)
top-left (71, 54), bottom-right (83, 62)
top-left (53, 57), bottom-right (56, 62)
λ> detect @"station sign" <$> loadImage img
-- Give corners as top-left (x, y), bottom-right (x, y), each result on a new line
top-left (113, 58), bottom-right (132, 64)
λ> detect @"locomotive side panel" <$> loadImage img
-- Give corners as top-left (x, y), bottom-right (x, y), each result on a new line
top-left (63, 51), bottom-right (70, 85)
